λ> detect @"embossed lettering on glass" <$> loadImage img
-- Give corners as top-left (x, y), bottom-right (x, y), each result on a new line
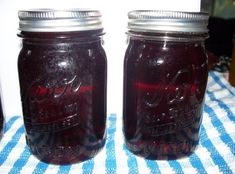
top-left (18, 9), bottom-right (107, 164)
top-left (123, 10), bottom-right (209, 160)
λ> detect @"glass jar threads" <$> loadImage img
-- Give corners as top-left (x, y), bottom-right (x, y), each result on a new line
top-left (123, 10), bottom-right (209, 160)
top-left (18, 9), bottom-right (107, 164)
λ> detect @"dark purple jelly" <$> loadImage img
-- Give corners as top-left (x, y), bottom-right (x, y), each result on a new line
top-left (0, 97), bottom-right (4, 140)
top-left (18, 10), bottom-right (107, 164)
top-left (123, 11), bottom-right (209, 160)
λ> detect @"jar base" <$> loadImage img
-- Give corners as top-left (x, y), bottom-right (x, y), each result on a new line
top-left (27, 139), bottom-right (106, 165)
top-left (125, 139), bottom-right (198, 160)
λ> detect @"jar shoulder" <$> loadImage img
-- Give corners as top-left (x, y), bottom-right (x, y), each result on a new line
top-left (18, 43), bottom-right (106, 70)
top-left (125, 40), bottom-right (207, 66)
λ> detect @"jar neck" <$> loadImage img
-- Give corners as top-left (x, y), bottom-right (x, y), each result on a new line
top-left (127, 30), bottom-right (208, 43)
top-left (18, 29), bottom-right (104, 44)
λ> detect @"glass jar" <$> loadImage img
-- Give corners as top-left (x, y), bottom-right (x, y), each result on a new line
top-left (18, 9), bottom-right (107, 164)
top-left (229, 33), bottom-right (235, 87)
top-left (0, 94), bottom-right (4, 140)
top-left (123, 10), bottom-right (209, 160)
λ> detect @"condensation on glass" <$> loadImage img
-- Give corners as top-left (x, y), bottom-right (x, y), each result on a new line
top-left (123, 10), bottom-right (209, 160)
top-left (17, 9), bottom-right (107, 164)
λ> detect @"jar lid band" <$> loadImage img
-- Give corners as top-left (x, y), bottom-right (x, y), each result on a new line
top-left (128, 10), bottom-right (209, 33)
top-left (18, 9), bottom-right (103, 32)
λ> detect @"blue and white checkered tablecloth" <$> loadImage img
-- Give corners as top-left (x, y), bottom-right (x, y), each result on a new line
top-left (0, 71), bottom-right (235, 174)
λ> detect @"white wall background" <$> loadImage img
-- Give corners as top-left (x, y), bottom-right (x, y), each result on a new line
top-left (0, 0), bottom-right (201, 119)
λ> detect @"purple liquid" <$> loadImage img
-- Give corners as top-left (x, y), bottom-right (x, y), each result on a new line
top-left (123, 38), bottom-right (208, 160)
top-left (18, 31), bottom-right (107, 164)
top-left (0, 97), bottom-right (3, 140)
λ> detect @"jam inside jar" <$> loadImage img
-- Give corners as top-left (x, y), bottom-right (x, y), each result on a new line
top-left (0, 95), bottom-right (4, 140)
top-left (18, 10), bottom-right (107, 164)
top-left (123, 11), bottom-right (209, 160)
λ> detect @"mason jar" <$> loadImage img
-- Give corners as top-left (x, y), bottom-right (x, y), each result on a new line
top-left (18, 9), bottom-right (107, 164)
top-left (0, 94), bottom-right (4, 141)
top-left (229, 33), bottom-right (235, 87)
top-left (123, 10), bottom-right (209, 160)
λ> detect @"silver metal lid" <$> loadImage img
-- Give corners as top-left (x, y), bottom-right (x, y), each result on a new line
top-left (18, 9), bottom-right (103, 32)
top-left (128, 10), bottom-right (209, 33)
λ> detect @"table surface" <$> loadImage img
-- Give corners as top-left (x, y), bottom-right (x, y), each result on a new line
top-left (0, 71), bottom-right (235, 174)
